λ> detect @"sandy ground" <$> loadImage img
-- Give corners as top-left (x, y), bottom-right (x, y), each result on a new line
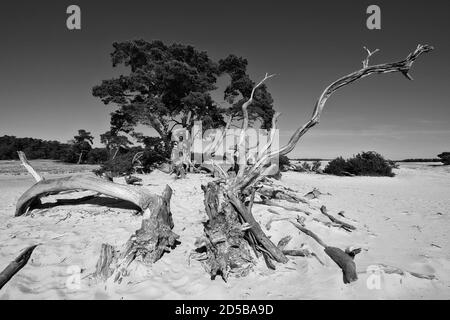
top-left (0, 161), bottom-right (449, 299)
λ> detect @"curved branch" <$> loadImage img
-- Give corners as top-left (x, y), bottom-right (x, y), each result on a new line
top-left (244, 44), bottom-right (433, 183)
top-left (15, 175), bottom-right (161, 216)
top-left (17, 151), bottom-right (43, 182)
top-left (237, 73), bottom-right (275, 177)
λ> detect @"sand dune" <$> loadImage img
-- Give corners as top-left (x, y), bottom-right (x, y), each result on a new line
top-left (0, 163), bottom-right (449, 299)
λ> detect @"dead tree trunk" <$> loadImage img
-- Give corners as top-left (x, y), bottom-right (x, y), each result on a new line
top-left (94, 185), bottom-right (179, 283)
top-left (194, 45), bottom-right (433, 281)
top-left (0, 245), bottom-right (39, 290)
top-left (15, 175), bottom-right (163, 216)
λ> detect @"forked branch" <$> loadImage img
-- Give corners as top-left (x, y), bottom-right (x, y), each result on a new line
top-left (242, 44), bottom-right (433, 186)
top-left (237, 73), bottom-right (275, 177)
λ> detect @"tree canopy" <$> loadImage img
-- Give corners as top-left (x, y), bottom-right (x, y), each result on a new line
top-left (92, 40), bottom-right (275, 155)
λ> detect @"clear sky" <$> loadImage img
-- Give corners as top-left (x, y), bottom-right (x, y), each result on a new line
top-left (0, 0), bottom-right (449, 159)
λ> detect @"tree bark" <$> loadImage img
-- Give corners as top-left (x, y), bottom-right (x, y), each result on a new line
top-left (0, 245), bottom-right (39, 290)
top-left (94, 185), bottom-right (179, 283)
top-left (15, 175), bottom-right (162, 216)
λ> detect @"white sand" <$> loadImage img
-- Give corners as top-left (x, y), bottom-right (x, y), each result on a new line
top-left (0, 163), bottom-right (449, 299)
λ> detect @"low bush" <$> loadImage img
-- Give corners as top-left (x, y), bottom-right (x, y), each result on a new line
top-left (324, 151), bottom-right (396, 177)
top-left (438, 152), bottom-right (450, 165)
top-left (279, 155), bottom-right (290, 171)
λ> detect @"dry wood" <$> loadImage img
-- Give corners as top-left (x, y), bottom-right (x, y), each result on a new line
top-left (371, 264), bottom-right (436, 280)
top-left (125, 175), bottom-right (142, 185)
top-left (320, 206), bottom-right (356, 231)
top-left (258, 198), bottom-right (312, 215)
top-left (15, 175), bottom-right (160, 216)
top-left (0, 245), bottom-right (39, 290)
top-left (238, 45), bottom-right (434, 191)
top-left (277, 235), bottom-right (293, 250)
top-left (291, 220), bottom-right (360, 283)
top-left (197, 45), bottom-right (433, 280)
top-left (17, 151), bottom-right (43, 182)
top-left (195, 182), bottom-right (254, 281)
top-left (228, 193), bottom-right (288, 263)
top-left (94, 185), bottom-right (179, 283)
top-left (258, 186), bottom-right (309, 204)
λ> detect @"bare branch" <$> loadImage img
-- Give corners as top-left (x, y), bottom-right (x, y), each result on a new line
top-left (17, 151), bottom-right (43, 182)
top-left (256, 112), bottom-right (281, 161)
top-left (362, 46), bottom-right (380, 68)
top-left (244, 44), bottom-right (433, 182)
top-left (237, 73), bottom-right (275, 177)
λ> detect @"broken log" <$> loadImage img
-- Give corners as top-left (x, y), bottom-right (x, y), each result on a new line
top-left (320, 206), bottom-right (356, 232)
top-left (258, 185), bottom-right (309, 204)
top-left (94, 185), bottom-right (179, 283)
top-left (0, 245), bottom-right (39, 290)
top-left (371, 263), bottom-right (436, 280)
top-left (15, 175), bottom-right (161, 216)
top-left (291, 220), bottom-right (360, 283)
top-left (258, 197), bottom-right (312, 215)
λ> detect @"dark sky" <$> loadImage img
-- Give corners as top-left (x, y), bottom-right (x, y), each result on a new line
top-left (0, 0), bottom-right (449, 159)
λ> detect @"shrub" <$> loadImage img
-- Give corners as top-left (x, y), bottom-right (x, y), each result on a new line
top-left (323, 156), bottom-right (347, 176)
top-left (301, 161), bottom-right (311, 171)
top-left (94, 152), bottom-right (136, 177)
top-left (311, 160), bottom-right (322, 172)
top-left (438, 152), bottom-right (450, 165)
top-left (324, 151), bottom-right (395, 177)
top-left (279, 155), bottom-right (290, 171)
top-left (86, 148), bottom-right (109, 164)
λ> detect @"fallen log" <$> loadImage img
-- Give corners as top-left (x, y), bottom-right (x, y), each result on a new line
top-left (291, 220), bottom-right (360, 284)
top-left (258, 197), bottom-right (312, 215)
top-left (15, 175), bottom-right (161, 216)
top-left (258, 186), bottom-right (309, 204)
top-left (320, 206), bottom-right (356, 232)
top-left (372, 264), bottom-right (436, 280)
top-left (94, 185), bottom-right (179, 283)
top-left (0, 245), bottom-right (39, 290)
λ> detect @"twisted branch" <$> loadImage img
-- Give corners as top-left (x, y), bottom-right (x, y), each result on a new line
top-left (240, 44), bottom-right (433, 189)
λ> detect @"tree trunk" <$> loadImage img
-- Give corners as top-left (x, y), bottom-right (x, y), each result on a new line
top-left (15, 175), bottom-right (162, 216)
top-left (94, 185), bottom-right (179, 283)
top-left (195, 182), bottom-right (254, 281)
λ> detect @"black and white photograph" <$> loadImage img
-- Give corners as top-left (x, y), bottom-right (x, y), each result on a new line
top-left (0, 0), bottom-right (449, 304)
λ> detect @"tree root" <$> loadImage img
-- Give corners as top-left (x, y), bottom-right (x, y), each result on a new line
top-left (93, 185), bottom-right (179, 283)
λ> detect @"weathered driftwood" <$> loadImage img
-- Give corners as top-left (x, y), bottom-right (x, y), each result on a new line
top-left (0, 245), bottom-right (39, 290)
top-left (125, 175), bottom-right (142, 185)
top-left (196, 45), bottom-right (433, 280)
top-left (258, 197), bottom-right (312, 215)
top-left (370, 264), bottom-right (436, 280)
top-left (258, 185), bottom-right (309, 204)
top-left (291, 220), bottom-right (360, 284)
top-left (15, 175), bottom-right (161, 216)
top-left (94, 185), bottom-right (179, 283)
top-left (195, 182), bottom-right (255, 281)
top-left (320, 206), bottom-right (356, 232)
top-left (17, 151), bottom-right (43, 182)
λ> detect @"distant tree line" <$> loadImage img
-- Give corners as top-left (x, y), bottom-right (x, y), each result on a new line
top-left (0, 132), bottom-right (171, 176)
top-left (399, 158), bottom-right (441, 162)
top-left (0, 133), bottom-right (108, 164)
